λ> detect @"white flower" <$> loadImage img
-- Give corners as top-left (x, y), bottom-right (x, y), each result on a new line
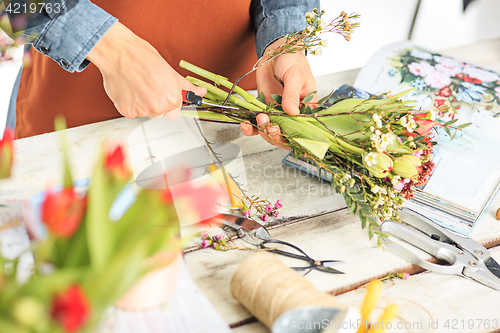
top-left (305, 12), bottom-right (315, 20)
top-left (306, 26), bottom-right (314, 34)
top-left (320, 39), bottom-right (328, 47)
top-left (373, 113), bottom-right (382, 128)
top-left (400, 116), bottom-right (407, 127)
top-left (313, 48), bottom-right (322, 55)
top-left (375, 197), bottom-right (385, 207)
top-left (319, 22), bottom-right (326, 30)
top-left (379, 187), bottom-right (388, 195)
top-left (380, 133), bottom-right (396, 146)
top-left (375, 129), bottom-right (381, 136)
top-left (371, 185), bottom-right (381, 194)
top-left (374, 140), bottom-right (385, 152)
top-left (364, 152), bottom-right (378, 167)
top-left (391, 175), bottom-right (401, 186)
top-left (370, 126), bottom-right (375, 132)
top-left (410, 50), bottom-right (433, 60)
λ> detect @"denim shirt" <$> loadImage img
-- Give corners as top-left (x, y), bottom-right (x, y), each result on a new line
top-left (3, 0), bottom-right (319, 73)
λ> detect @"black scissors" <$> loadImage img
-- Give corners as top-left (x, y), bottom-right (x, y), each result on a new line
top-left (216, 214), bottom-right (344, 275)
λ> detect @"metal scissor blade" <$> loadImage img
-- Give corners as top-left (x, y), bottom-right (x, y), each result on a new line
top-left (485, 257), bottom-right (500, 279)
top-left (311, 266), bottom-right (344, 274)
top-left (463, 258), bottom-right (500, 291)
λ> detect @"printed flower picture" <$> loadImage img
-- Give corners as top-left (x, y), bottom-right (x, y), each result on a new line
top-left (393, 47), bottom-right (500, 117)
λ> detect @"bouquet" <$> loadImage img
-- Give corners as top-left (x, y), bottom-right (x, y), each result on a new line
top-left (0, 118), bottom-right (225, 332)
top-left (178, 11), bottom-right (469, 240)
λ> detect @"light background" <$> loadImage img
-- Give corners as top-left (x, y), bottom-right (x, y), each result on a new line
top-left (1, 0), bottom-right (500, 135)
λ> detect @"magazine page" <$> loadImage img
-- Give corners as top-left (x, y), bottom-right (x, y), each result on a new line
top-left (354, 40), bottom-right (500, 144)
top-left (353, 41), bottom-right (500, 230)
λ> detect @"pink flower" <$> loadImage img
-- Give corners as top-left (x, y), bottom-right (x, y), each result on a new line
top-left (274, 200), bottom-right (283, 209)
top-left (243, 210), bottom-right (250, 218)
top-left (261, 214), bottom-right (269, 222)
top-left (201, 233), bottom-right (209, 239)
top-left (393, 182), bottom-right (405, 191)
top-left (216, 234), bottom-right (226, 241)
top-left (265, 205), bottom-right (273, 213)
top-left (412, 150), bottom-right (423, 158)
top-left (424, 72), bottom-right (452, 89)
top-left (408, 61), bottom-right (434, 77)
top-left (398, 272), bottom-right (410, 280)
top-left (202, 240), bottom-right (211, 248)
top-left (272, 211), bottom-right (279, 217)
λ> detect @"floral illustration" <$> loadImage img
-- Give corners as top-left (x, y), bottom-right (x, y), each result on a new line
top-left (393, 47), bottom-right (500, 117)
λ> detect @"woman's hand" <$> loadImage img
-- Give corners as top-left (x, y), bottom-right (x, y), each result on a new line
top-left (240, 38), bottom-right (317, 147)
top-left (87, 22), bottom-right (206, 120)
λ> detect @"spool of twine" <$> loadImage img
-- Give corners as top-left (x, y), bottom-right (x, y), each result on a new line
top-left (230, 252), bottom-right (338, 329)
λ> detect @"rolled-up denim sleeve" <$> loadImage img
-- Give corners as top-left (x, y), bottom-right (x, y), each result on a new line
top-left (250, 0), bottom-right (320, 58)
top-left (26, 0), bottom-right (117, 73)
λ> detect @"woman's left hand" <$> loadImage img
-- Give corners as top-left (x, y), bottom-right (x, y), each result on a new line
top-left (240, 38), bottom-right (317, 148)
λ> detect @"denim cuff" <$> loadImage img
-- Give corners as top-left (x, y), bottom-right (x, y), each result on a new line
top-left (32, 0), bottom-right (117, 73)
top-left (255, 11), bottom-right (307, 58)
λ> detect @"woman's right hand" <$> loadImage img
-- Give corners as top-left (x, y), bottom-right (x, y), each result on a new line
top-left (87, 22), bottom-right (206, 120)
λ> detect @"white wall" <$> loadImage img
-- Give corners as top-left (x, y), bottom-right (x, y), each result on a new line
top-left (1, 0), bottom-right (500, 135)
top-left (309, 0), bottom-right (500, 76)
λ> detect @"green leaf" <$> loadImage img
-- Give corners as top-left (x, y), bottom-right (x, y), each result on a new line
top-left (271, 94), bottom-right (282, 104)
top-left (443, 126), bottom-right (452, 137)
top-left (305, 106), bottom-right (312, 114)
top-left (318, 90), bottom-right (335, 104)
top-left (257, 92), bottom-right (266, 104)
top-left (54, 116), bottom-right (74, 188)
top-left (359, 211), bottom-right (367, 229)
top-left (457, 122), bottom-right (472, 129)
top-left (292, 138), bottom-right (330, 159)
top-left (368, 226), bottom-right (374, 239)
top-left (444, 118), bottom-right (458, 126)
top-left (302, 91), bottom-right (317, 104)
top-left (350, 201), bottom-right (357, 215)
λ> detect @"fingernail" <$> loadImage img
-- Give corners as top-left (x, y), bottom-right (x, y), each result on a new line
top-left (164, 108), bottom-right (181, 121)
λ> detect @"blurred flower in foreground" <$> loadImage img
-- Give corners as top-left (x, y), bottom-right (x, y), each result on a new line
top-left (0, 127), bottom-right (14, 179)
top-left (50, 285), bottom-right (90, 333)
top-left (104, 144), bottom-right (130, 179)
top-left (41, 188), bottom-right (88, 238)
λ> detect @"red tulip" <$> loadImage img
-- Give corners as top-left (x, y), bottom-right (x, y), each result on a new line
top-left (41, 188), bottom-right (87, 238)
top-left (50, 285), bottom-right (90, 333)
top-left (104, 145), bottom-right (130, 179)
top-left (0, 127), bottom-right (14, 179)
top-left (404, 113), bottom-right (437, 137)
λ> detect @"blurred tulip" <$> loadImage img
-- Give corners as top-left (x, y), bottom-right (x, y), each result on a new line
top-left (393, 155), bottom-right (422, 179)
top-left (104, 144), bottom-right (130, 179)
top-left (363, 152), bottom-right (393, 178)
top-left (41, 188), bottom-right (87, 238)
top-left (0, 127), bottom-right (14, 179)
top-left (50, 285), bottom-right (90, 333)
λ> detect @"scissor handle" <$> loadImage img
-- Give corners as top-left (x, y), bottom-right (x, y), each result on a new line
top-left (380, 221), bottom-right (471, 275)
top-left (182, 90), bottom-right (202, 107)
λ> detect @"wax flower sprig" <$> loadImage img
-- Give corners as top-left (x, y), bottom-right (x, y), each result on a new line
top-left (242, 198), bottom-right (282, 222)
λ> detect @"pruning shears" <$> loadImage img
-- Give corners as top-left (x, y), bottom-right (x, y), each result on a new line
top-left (182, 90), bottom-right (239, 110)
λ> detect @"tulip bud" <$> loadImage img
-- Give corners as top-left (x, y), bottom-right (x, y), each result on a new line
top-left (363, 152), bottom-right (393, 178)
top-left (393, 155), bottom-right (422, 179)
top-left (0, 127), bottom-right (14, 179)
top-left (403, 113), bottom-right (437, 137)
top-left (104, 145), bottom-right (130, 179)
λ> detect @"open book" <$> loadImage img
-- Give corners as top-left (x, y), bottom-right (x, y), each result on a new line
top-left (284, 41), bottom-right (500, 235)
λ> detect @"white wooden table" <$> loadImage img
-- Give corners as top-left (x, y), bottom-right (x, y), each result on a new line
top-left (2, 38), bottom-right (500, 333)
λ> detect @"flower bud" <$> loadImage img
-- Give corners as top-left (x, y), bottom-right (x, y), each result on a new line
top-left (393, 155), bottom-right (422, 179)
top-left (41, 188), bottom-right (87, 238)
top-left (363, 152), bottom-right (393, 178)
